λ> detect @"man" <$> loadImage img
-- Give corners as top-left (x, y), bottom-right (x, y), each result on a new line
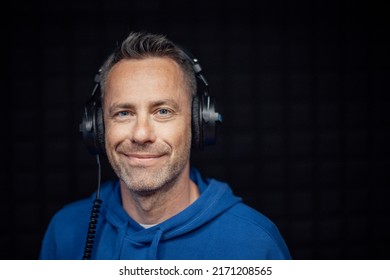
top-left (39, 31), bottom-right (291, 260)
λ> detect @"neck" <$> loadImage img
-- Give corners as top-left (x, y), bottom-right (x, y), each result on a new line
top-left (120, 169), bottom-right (199, 225)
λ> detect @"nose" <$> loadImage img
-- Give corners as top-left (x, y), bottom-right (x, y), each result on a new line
top-left (131, 114), bottom-right (156, 145)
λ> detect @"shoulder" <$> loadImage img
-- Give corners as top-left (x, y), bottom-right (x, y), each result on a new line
top-left (39, 180), bottom-right (118, 259)
top-left (39, 196), bottom-right (94, 259)
top-left (42, 195), bottom-right (96, 253)
top-left (224, 202), bottom-right (282, 240)
top-left (220, 202), bottom-right (291, 259)
top-left (48, 179), bottom-right (117, 227)
top-left (227, 203), bottom-right (278, 232)
top-left (51, 197), bottom-right (93, 226)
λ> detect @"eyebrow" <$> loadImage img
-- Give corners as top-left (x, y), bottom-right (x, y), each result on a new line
top-left (107, 102), bottom-right (134, 116)
top-left (151, 99), bottom-right (181, 111)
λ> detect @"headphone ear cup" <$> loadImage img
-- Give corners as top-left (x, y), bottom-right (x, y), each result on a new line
top-left (79, 94), bottom-right (105, 155)
top-left (95, 105), bottom-right (106, 155)
top-left (191, 95), bottom-right (202, 149)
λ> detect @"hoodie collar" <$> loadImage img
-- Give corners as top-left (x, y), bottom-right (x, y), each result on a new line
top-left (101, 168), bottom-right (241, 259)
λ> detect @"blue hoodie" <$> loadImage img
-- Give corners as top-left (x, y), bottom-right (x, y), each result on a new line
top-left (40, 168), bottom-right (291, 260)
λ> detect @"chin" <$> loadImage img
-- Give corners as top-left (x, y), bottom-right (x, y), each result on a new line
top-left (127, 173), bottom-right (163, 190)
top-left (120, 167), bottom-right (177, 194)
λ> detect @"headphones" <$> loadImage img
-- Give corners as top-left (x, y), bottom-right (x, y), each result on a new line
top-left (79, 46), bottom-right (223, 155)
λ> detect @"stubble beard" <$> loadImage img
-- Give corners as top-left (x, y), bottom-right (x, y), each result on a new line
top-left (108, 136), bottom-right (192, 197)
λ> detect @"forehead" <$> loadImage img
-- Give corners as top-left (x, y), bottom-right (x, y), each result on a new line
top-left (107, 57), bottom-right (181, 83)
top-left (103, 57), bottom-right (190, 103)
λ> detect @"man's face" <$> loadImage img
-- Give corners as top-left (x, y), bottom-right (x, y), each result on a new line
top-left (103, 57), bottom-right (192, 194)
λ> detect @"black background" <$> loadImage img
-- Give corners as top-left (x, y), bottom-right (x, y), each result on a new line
top-left (3, 0), bottom-right (390, 259)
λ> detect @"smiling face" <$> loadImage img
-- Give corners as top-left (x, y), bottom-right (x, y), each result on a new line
top-left (102, 57), bottom-right (193, 194)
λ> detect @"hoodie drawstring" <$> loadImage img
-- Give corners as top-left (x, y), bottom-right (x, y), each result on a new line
top-left (147, 228), bottom-right (163, 260)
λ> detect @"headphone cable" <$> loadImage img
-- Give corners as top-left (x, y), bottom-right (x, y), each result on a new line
top-left (82, 154), bottom-right (103, 260)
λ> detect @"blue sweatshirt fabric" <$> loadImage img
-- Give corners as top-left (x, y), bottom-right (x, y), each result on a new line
top-left (40, 168), bottom-right (291, 260)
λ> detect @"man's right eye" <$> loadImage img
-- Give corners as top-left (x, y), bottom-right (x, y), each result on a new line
top-left (117, 111), bottom-right (129, 117)
top-left (114, 111), bottom-right (134, 120)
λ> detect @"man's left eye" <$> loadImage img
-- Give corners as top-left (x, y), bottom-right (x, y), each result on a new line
top-left (155, 108), bottom-right (175, 120)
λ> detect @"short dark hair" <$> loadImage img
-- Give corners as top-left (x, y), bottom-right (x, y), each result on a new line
top-left (99, 31), bottom-right (197, 101)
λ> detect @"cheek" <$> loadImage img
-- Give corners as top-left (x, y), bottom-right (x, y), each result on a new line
top-left (159, 122), bottom-right (189, 143)
top-left (104, 122), bottom-right (126, 148)
top-left (159, 116), bottom-right (192, 147)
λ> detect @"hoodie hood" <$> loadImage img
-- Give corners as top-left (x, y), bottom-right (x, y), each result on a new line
top-left (95, 168), bottom-right (242, 259)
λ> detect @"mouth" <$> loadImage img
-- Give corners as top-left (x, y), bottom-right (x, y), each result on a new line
top-left (122, 153), bottom-right (166, 167)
